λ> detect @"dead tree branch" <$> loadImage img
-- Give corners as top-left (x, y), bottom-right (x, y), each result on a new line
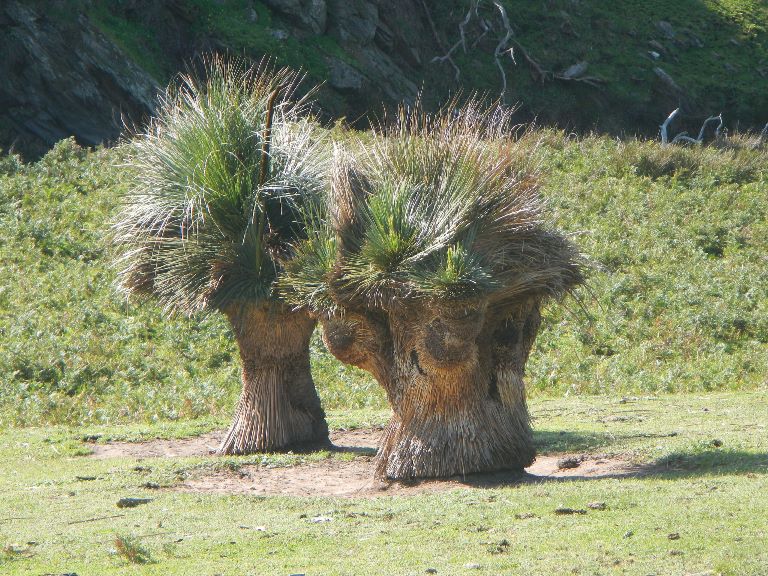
top-left (460, 1), bottom-right (481, 53)
top-left (430, 1), bottom-right (602, 97)
top-left (661, 109), bottom-right (726, 146)
top-left (697, 114), bottom-right (723, 142)
top-left (422, 0), bottom-right (462, 82)
top-left (660, 108), bottom-right (680, 145)
top-left (752, 122), bottom-right (768, 149)
top-left (510, 39), bottom-right (549, 83)
top-left (492, 1), bottom-right (514, 97)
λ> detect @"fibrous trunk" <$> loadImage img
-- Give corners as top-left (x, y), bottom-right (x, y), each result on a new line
top-left (219, 303), bottom-right (328, 454)
top-left (322, 298), bottom-right (541, 479)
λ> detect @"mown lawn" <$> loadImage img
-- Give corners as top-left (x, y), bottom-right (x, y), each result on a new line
top-left (1, 392), bottom-right (766, 575)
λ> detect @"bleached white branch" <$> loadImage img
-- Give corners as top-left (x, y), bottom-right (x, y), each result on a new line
top-left (660, 108), bottom-right (680, 145)
top-left (661, 109), bottom-right (730, 146)
top-left (670, 132), bottom-right (698, 145)
top-left (459, 1), bottom-right (480, 53)
top-left (492, 1), bottom-right (514, 98)
top-left (697, 114), bottom-right (722, 142)
top-left (431, 0), bottom-right (602, 96)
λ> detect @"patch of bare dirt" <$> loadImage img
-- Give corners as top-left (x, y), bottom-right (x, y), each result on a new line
top-left (89, 432), bottom-right (225, 458)
top-left (88, 428), bottom-right (381, 459)
top-left (87, 428), bottom-right (644, 497)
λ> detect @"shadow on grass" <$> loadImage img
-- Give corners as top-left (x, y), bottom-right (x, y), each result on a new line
top-left (326, 443), bottom-right (377, 456)
top-left (648, 449), bottom-right (768, 478)
top-left (534, 428), bottom-right (686, 455)
top-left (534, 429), bottom-right (615, 454)
top-left (448, 449), bottom-right (768, 490)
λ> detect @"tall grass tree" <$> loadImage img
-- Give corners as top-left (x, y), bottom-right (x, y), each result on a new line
top-left (284, 103), bottom-right (585, 479)
top-left (113, 57), bottom-right (330, 454)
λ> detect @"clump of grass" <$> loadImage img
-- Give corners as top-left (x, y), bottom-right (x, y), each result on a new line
top-left (113, 534), bottom-right (153, 564)
top-left (0, 149), bottom-right (22, 176)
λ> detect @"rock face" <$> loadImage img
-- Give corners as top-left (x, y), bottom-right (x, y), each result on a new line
top-left (263, 0), bottom-right (327, 34)
top-left (266, 0), bottom-right (424, 107)
top-left (320, 0), bottom-right (426, 122)
top-left (327, 0), bottom-right (378, 44)
top-left (0, 0), bottom-right (431, 157)
top-left (2, 0), bottom-right (764, 156)
top-left (0, 1), bottom-right (160, 157)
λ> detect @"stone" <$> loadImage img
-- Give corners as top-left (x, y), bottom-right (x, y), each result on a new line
top-left (556, 455), bottom-right (583, 469)
top-left (116, 497), bottom-right (152, 508)
top-left (327, 57), bottom-right (365, 90)
top-left (560, 61), bottom-right (588, 79)
top-left (554, 507), bottom-right (587, 515)
top-left (656, 21), bottom-right (675, 39)
top-left (654, 67), bottom-right (683, 94)
top-left (263, 0), bottom-right (327, 34)
top-left (327, 0), bottom-right (378, 44)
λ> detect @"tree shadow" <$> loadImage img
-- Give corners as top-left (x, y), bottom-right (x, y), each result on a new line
top-left (444, 449), bottom-right (768, 490)
top-left (534, 429), bottom-right (616, 454)
top-left (646, 449), bottom-right (768, 479)
top-left (327, 444), bottom-right (377, 456)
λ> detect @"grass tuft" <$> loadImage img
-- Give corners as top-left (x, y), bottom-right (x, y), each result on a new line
top-left (113, 534), bottom-right (153, 565)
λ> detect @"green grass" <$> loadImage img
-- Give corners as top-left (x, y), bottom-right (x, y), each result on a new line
top-left (1, 135), bottom-right (766, 574)
top-left (1, 393), bottom-right (766, 575)
top-left (1, 134), bottom-right (766, 427)
top-left (426, 0), bottom-right (768, 131)
top-left (87, 4), bottom-right (170, 82)
top-left (527, 133), bottom-right (768, 396)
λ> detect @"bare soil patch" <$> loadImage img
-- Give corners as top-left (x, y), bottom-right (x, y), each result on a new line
top-left (87, 428), bottom-right (643, 497)
top-left (89, 431), bottom-right (226, 459)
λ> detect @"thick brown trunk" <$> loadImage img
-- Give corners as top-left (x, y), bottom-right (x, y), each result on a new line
top-left (219, 303), bottom-right (328, 454)
top-left (321, 299), bottom-right (541, 480)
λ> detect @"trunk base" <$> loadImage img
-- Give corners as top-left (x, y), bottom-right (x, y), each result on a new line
top-left (375, 397), bottom-right (534, 480)
top-left (218, 363), bottom-right (329, 455)
top-left (218, 303), bottom-right (328, 455)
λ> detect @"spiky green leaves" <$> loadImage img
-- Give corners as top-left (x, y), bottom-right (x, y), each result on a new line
top-left (113, 56), bottom-right (329, 315)
top-left (284, 101), bottom-right (582, 312)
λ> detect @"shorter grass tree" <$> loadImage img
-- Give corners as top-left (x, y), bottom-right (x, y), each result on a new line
top-left (113, 57), bottom-right (330, 454)
top-left (284, 103), bottom-right (585, 479)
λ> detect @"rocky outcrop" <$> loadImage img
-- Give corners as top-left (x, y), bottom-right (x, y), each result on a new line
top-left (0, 0), bottom-right (434, 157)
top-left (0, 1), bottom-right (160, 157)
top-left (268, 0), bottom-right (427, 121)
top-left (2, 0), bottom-right (764, 156)
top-left (263, 0), bottom-right (327, 34)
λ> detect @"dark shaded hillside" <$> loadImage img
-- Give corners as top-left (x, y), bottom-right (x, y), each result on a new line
top-left (2, 0), bottom-right (768, 158)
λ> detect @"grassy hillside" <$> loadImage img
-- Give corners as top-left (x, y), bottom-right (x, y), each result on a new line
top-left (0, 134), bottom-right (766, 427)
top-left (86, 0), bottom-right (768, 131)
top-left (426, 0), bottom-right (768, 131)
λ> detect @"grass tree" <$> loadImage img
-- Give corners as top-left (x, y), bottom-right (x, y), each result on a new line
top-left (113, 57), bottom-right (330, 454)
top-left (284, 103), bottom-right (585, 479)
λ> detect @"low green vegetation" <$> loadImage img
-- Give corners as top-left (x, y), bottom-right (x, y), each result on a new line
top-left (1, 132), bottom-right (766, 427)
top-left (529, 132), bottom-right (768, 396)
top-left (427, 0), bottom-right (768, 130)
top-left (1, 393), bottom-right (766, 574)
